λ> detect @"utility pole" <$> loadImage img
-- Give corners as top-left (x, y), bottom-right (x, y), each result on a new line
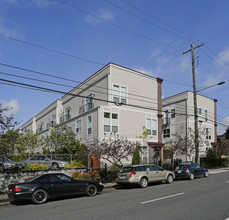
top-left (183, 42), bottom-right (204, 164)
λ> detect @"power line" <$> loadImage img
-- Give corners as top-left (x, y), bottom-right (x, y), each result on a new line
top-left (1, 78), bottom-right (228, 128)
top-left (57, 0), bottom-right (182, 52)
top-left (0, 33), bottom-right (105, 66)
top-left (104, 0), bottom-right (188, 41)
top-left (121, 0), bottom-right (198, 43)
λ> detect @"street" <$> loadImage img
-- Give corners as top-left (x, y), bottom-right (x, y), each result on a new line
top-left (1, 171), bottom-right (229, 220)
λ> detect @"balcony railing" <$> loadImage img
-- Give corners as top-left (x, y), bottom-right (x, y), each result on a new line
top-left (79, 103), bottom-right (94, 114)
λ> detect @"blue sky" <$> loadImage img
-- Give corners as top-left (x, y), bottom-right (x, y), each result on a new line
top-left (0, 0), bottom-right (229, 134)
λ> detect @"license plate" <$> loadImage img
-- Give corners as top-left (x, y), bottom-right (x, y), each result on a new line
top-left (178, 170), bottom-right (182, 173)
top-left (119, 175), bottom-right (126, 179)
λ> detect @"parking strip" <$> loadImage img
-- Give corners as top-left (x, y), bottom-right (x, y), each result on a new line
top-left (141, 192), bottom-right (184, 204)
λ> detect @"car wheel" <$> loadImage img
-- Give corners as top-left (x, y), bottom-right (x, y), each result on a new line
top-left (86, 184), bottom-right (97, 196)
top-left (166, 174), bottom-right (174, 184)
top-left (204, 170), bottom-right (209, 177)
top-left (32, 189), bottom-right (48, 204)
top-left (51, 163), bottom-right (59, 170)
top-left (139, 177), bottom-right (148, 188)
top-left (189, 173), bottom-right (194, 180)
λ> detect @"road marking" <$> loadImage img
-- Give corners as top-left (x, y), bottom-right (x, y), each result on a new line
top-left (226, 181), bottom-right (229, 183)
top-left (141, 192), bottom-right (184, 204)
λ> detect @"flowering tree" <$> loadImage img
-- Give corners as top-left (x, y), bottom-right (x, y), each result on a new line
top-left (87, 136), bottom-right (138, 168)
top-left (165, 127), bottom-right (209, 161)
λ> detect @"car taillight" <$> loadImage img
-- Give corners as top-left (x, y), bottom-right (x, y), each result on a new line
top-left (186, 169), bottom-right (190, 174)
top-left (130, 172), bottom-right (136, 177)
top-left (12, 187), bottom-right (21, 192)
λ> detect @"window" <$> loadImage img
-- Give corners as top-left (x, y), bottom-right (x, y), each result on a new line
top-left (198, 108), bottom-right (202, 116)
top-left (171, 109), bottom-right (175, 118)
top-left (76, 119), bottom-right (82, 133)
top-left (86, 94), bottom-right (94, 111)
top-left (163, 129), bottom-right (170, 138)
top-left (104, 113), bottom-right (110, 132)
top-left (65, 107), bottom-right (71, 121)
top-left (164, 110), bottom-right (170, 124)
top-left (205, 110), bottom-right (208, 121)
top-left (112, 114), bottom-right (118, 132)
top-left (51, 115), bottom-right (56, 127)
top-left (104, 112), bottom-right (118, 133)
top-left (113, 84), bottom-right (127, 104)
top-left (206, 128), bottom-right (211, 140)
top-left (146, 118), bottom-right (157, 135)
top-left (88, 115), bottom-right (92, 135)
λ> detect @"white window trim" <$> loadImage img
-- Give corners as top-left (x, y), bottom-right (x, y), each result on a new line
top-left (103, 111), bottom-right (119, 133)
top-left (76, 119), bottom-right (82, 134)
top-left (87, 115), bottom-right (92, 135)
top-left (112, 83), bottom-right (128, 104)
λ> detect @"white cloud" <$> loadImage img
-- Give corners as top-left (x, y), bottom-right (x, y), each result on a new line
top-left (217, 46), bottom-right (229, 64)
top-left (31, 0), bottom-right (56, 8)
top-left (86, 9), bottom-right (114, 24)
top-left (148, 50), bottom-right (161, 61)
top-left (135, 67), bottom-right (154, 76)
top-left (1, 99), bottom-right (20, 117)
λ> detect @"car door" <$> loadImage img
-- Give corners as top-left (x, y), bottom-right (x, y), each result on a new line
top-left (49, 174), bottom-right (81, 196)
top-left (151, 165), bottom-right (167, 181)
top-left (193, 164), bottom-right (204, 177)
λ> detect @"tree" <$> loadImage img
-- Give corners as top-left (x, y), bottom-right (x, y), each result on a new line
top-left (225, 127), bottom-right (229, 140)
top-left (0, 102), bottom-right (19, 157)
top-left (42, 125), bottom-right (81, 154)
top-left (87, 136), bottom-right (138, 168)
top-left (165, 127), bottom-right (209, 161)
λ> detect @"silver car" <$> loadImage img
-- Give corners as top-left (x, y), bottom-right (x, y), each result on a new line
top-left (19, 155), bottom-right (69, 170)
top-left (116, 164), bottom-right (175, 188)
top-left (0, 156), bottom-right (25, 172)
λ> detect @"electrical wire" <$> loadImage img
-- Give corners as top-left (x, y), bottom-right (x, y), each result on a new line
top-left (57, 0), bottom-right (182, 52)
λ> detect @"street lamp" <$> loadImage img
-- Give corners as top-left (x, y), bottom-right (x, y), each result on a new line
top-left (194, 81), bottom-right (225, 164)
top-left (197, 81), bottom-right (225, 92)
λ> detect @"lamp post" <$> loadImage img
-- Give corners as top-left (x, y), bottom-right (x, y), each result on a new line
top-left (183, 43), bottom-right (225, 164)
top-left (194, 81), bottom-right (225, 164)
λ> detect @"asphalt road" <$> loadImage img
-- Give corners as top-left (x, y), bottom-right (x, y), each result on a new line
top-left (1, 171), bottom-right (229, 220)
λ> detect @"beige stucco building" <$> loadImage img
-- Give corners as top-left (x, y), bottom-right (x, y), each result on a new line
top-left (19, 63), bottom-right (164, 164)
top-left (162, 91), bottom-right (217, 162)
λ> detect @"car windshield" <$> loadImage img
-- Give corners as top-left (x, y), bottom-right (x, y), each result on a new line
top-left (0, 157), bottom-right (12, 163)
top-left (121, 167), bottom-right (134, 173)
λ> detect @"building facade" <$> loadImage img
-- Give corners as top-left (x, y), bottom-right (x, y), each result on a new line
top-left (19, 63), bottom-right (164, 164)
top-left (162, 91), bottom-right (217, 162)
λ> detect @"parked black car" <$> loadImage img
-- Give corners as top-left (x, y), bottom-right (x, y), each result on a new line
top-left (0, 156), bottom-right (25, 172)
top-left (8, 173), bottom-right (104, 204)
top-left (174, 162), bottom-right (208, 180)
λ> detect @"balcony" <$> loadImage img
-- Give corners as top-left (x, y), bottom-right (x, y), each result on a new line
top-left (162, 118), bottom-right (171, 128)
top-left (79, 103), bottom-right (94, 114)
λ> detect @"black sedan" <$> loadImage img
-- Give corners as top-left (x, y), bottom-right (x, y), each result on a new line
top-left (8, 173), bottom-right (104, 204)
top-left (174, 162), bottom-right (208, 180)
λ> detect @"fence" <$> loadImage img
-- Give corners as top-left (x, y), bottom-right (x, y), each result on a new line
top-left (1, 154), bottom-right (90, 173)
top-left (200, 157), bottom-right (229, 168)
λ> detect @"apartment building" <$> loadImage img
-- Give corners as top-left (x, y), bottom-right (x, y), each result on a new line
top-left (19, 63), bottom-right (164, 164)
top-left (162, 91), bottom-right (217, 161)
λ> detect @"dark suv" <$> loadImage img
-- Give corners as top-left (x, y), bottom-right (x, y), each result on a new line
top-left (174, 162), bottom-right (208, 180)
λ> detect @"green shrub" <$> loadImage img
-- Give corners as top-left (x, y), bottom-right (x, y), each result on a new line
top-left (65, 160), bottom-right (85, 169)
top-left (72, 171), bottom-right (100, 181)
top-left (25, 163), bottom-right (48, 171)
top-left (132, 149), bottom-right (141, 165)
